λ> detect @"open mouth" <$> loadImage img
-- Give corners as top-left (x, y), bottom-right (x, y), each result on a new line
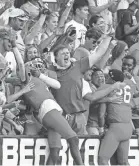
top-left (64, 57), bottom-right (69, 63)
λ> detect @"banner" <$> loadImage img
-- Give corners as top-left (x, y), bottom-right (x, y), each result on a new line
top-left (0, 136), bottom-right (139, 166)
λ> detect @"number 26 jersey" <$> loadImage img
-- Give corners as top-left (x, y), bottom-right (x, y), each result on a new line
top-left (107, 79), bottom-right (136, 123)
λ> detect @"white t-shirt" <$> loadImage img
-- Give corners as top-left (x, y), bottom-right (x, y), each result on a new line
top-left (65, 20), bottom-right (87, 49)
top-left (117, 0), bottom-right (129, 10)
top-left (5, 52), bottom-right (17, 76)
top-left (16, 31), bottom-right (25, 60)
top-left (82, 78), bottom-right (92, 98)
top-left (92, 0), bottom-right (113, 26)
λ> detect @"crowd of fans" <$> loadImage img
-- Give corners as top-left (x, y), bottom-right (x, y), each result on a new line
top-left (0, 0), bottom-right (139, 165)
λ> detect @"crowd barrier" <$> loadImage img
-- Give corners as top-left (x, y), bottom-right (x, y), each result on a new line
top-left (0, 135), bottom-right (138, 166)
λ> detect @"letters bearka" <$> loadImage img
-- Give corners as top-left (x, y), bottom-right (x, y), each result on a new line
top-left (0, 137), bottom-right (139, 166)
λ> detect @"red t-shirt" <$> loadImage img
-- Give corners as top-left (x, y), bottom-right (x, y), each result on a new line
top-left (23, 70), bottom-right (57, 111)
top-left (52, 57), bottom-right (90, 114)
top-left (105, 79), bottom-right (136, 123)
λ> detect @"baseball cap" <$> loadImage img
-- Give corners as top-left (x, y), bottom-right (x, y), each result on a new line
top-left (109, 69), bottom-right (124, 82)
top-left (8, 8), bottom-right (29, 21)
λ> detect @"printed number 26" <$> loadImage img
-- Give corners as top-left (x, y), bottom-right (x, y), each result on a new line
top-left (116, 85), bottom-right (131, 104)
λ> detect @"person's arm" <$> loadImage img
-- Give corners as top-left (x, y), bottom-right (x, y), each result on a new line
top-left (124, 23), bottom-right (139, 35)
top-left (88, 36), bottom-right (112, 68)
top-left (98, 103), bottom-right (107, 134)
top-left (12, 44), bottom-right (26, 82)
top-left (7, 82), bottom-right (34, 103)
top-left (133, 92), bottom-right (139, 98)
top-left (83, 82), bottom-right (125, 102)
top-left (30, 69), bottom-right (61, 89)
top-left (39, 32), bottom-right (58, 51)
top-left (95, 40), bottom-right (117, 69)
top-left (58, 0), bottom-right (74, 28)
top-left (108, 0), bottom-right (121, 13)
top-left (87, 0), bottom-right (116, 15)
top-left (135, 9), bottom-right (139, 23)
top-left (4, 118), bottom-right (24, 134)
top-left (25, 13), bottom-right (47, 44)
top-left (39, 73), bottom-right (61, 89)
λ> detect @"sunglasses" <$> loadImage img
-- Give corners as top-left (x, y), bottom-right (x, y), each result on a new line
top-left (92, 40), bottom-right (101, 45)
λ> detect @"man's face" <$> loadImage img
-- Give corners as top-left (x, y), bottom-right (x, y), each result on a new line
top-left (12, 18), bottom-right (25, 31)
top-left (3, 39), bottom-right (12, 52)
top-left (55, 48), bottom-right (71, 68)
top-left (84, 70), bottom-right (93, 81)
top-left (92, 71), bottom-right (105, 87)
top-left (85, 37), bottom-right (101, 51)
top-left (96, 17), bottom-right (106, 33)
top-left (122, 58), bottom-right (135, 74)
top-left (77, 6), bottom-right (89, 20)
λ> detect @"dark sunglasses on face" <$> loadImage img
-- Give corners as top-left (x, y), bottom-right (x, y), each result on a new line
top-left (92, 40), bottom-right (101, 45)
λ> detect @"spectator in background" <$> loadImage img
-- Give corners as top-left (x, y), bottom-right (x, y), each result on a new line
top-left (73, 27), bottom-right (102, 61)
top-left (106, 41), bottom-right (128, 71)
top-left (128, 39), bottom-right (139, 75)
top-left (117, 0), bottom-right (130, 23)
top-left (120, 0), bottom-right (139, 47)
top-left (8, 8), bottom-right (28, 60)
top-left (64, 0), bottom-right (89, 50)
top-left (87, 0), bottom-right (120, 29)
top-left (20, 0), bottom-right (43, 20)
top-left (89, 15), bottom-right (106, 32)
top-left (86, 68), bottom-right (122, 136)
top-left (121, 56), bottom-right (139, 134)
top-left (39, 12), bottom-right (59, 50)
top-left (87, 68), bottom-right (106, 135)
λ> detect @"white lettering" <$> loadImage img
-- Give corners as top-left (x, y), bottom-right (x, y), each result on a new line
top-left (2, 138), bottom-right (18, 166)
top-left (84, 139), bottom-right (100, 166)
top-left (1, 137), bottom-right (139, 166)
top-left (34, 139), bottom-right (49, 165)
top-left (128, 137), bottom-right (139, 166)
top-left (59, 139), bottom-right (68, 165)
top-left (20, 139), bottom-right (34, 166)
top-left (67, 139), bottom-right (84, 166)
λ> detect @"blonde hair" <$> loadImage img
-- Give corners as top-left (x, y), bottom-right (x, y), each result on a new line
top-left (25, 44), bottom-right (41, 63)
top-left (45, 12), bottom-right (59, 22)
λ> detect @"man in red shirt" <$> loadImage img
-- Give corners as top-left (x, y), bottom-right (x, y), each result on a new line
top-left (98, 62), bottom-right (139, 165)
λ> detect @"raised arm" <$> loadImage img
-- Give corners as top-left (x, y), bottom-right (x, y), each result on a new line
top-left (25, 13), bottom-right (47, 45)
top-left (87, 0), bottom-right (118, 15)
top-left (96, 40), bottom-right (117, 69)
top-left (39, 33), bottom-right (57, 51)
top-left (58, 0), bottom-right (74, 28)
top-left (108, 0), bottom-right (121, 13)
top-left (88, 36), bottom-right (112, 68)
top-left (12, 41), bottom-right (26, 82)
